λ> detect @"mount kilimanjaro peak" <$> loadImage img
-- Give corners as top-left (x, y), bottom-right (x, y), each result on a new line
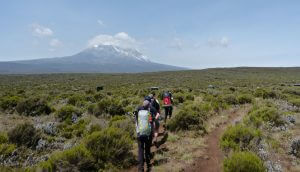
top-left (0, 45), bottom-right (185, 74)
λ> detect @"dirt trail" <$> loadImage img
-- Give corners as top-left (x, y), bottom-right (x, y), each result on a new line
top-left (184, 105), bottom-right (251, 172)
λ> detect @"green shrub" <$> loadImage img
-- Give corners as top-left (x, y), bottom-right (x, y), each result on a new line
top-left (0, 132), bottom-right (8, 144)
top-left (56, 105), bottom-right (81, 122)
top-left (109, 116), bottom-right (135, 139)
top-left (204, 94), bottom-right (228, 111)
top-left (223, 151), bottom-right (265, 172)
top-left (89, 124), bottom-right (103, 134)
top-left (0, 96), bottom-right (21, 111)
top-left (92, 98), bottom-right (125, 116)
top-left (223, 94), bottom-right (238, 105)
top-left (58, 119), bottom-right (89, 139)
top-left (282, 88), bottom-right (300, 96)
top-left (254, 88), bottom-right (279, 99)
top-left (0, 143), bottom-right (15, 158)
top-left (289, 98), bottom-right (300, 107)
top-left (220, 124), bottom-right (261, 152)
top-left (8, 123), bottom-right (41, 148)
top-left (247, 106), bottom-right (285, 127)
top-left (85, 127), bottom-right (134, 169)
top-left (87, 103), bottom-right (96, 115)
top-left (167, 103), bottom-right (207, 132)
top-left (68, 95), bottom-right (84, 106)
top-left (174, 92), bottom-right (185, 104)
top-left (16, 97), bottom-right (51, 116)
top-left (94, 93), bottom-right (105, 101)
top-left (38, 144), bottom-right (96, 171)
top-left (185, 94), bottom-right (194, 101)
top-left (237, 94), bottom-right (253, 104)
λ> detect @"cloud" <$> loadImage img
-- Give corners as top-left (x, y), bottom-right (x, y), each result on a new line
top-left (31, 23), bottom-right (53, 37)
top-left (87, 32), bottom-right (138, 49)
top-left (207, 36), bottom-right (230, 48)
top-left (168, 37), bottom-right (184, 50)
top-left (49, 38), bottom-right (63, 47)
top-left (97, 19), bottom-right (105, 26)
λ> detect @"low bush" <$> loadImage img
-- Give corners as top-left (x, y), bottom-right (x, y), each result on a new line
top-left (220, 124), bottom-right (261, 152)
top-left (282, 88), bottom-right (300, 96)
top-left (88, 124), bottom-right (103, 134)
top-left (8, 123), bottom-right (41, 148)
top-left (94, 93), bottom-right (105, 101)
top-left (0, 96), bottom-right (21, 111)
top-left (246, 106), bottom-right (285, 127)
top-left (185, 93), bottom-right (194, 101)
top-left (38, 144), bottom-right (96, 171)
top-left (16, 97), bottom-right (51, 116)
top-left (173, 92), bottom-right (185, 104)
top-left (289, 98), bottom-right (300, 107)
top-left (109, 116), bottom-right (135, 139)
top-left (59, 119), bottom-right (89, 139)
top-left (90, 98), bottom-right (125, 116)
top-left (0, 132), bottom-right (8, 144)
top-left (204, 94), bottom-right (228, 112)
top-left (0, 143), bottom-right (15, 158)
top-left (85, 127), bottom-right (134, 169)
top-left (167, 103), bottom-right (207, 132)
top-left (223, 151), bottom-right (265, 172)
top-left (223, 94), bottom-right (238, 105)
top-left (254, 88), bottom-right (279, 99)
top-left (237, 94), bottom-right (253, 104)
top-left (56, 105), bottom-right (81, 122)
top-left (67, 94), bottom-right (85, 106)
top-left (173, 92), bottom-right (194, 104)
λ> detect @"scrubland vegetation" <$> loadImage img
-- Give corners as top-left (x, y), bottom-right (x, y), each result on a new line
top-left (1, 67), bottom-right (300, 171)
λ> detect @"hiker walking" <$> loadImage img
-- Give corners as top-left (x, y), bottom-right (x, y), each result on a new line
top-left (135, 100), bottom-right (157, 172)
top-left (148, 93), bottom-right (160, 146)
top-left (162, 91), bottom-right (173, 123)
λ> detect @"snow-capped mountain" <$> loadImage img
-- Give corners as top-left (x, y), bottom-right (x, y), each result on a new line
top-left (0, 45), bottom-right (185, 74)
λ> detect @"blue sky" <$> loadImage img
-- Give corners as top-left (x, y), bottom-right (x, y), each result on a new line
top-left (1, 0), bottom-right (300, 68)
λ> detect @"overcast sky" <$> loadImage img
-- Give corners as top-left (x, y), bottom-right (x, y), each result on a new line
top-left (1, 0), bottom-right (300, 68)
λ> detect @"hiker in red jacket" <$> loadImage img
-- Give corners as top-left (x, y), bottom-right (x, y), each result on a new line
top-left (162, 91), bottom-right (173, 124)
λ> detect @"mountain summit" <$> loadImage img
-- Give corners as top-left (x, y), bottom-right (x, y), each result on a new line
top-left (0, 45), bottom-right (185, 74)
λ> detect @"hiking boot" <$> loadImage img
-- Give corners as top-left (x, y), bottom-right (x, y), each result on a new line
top-left (146, 164), bottom-right (152, 172)
top-left (154, 140), bottom-right (159, 148)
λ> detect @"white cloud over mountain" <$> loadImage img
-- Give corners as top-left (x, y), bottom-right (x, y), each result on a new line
top-left (87, 32), bottom-right (138, 49)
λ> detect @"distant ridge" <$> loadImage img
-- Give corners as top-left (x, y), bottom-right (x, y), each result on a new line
top-left (0, 45), bottom-right (185, 74)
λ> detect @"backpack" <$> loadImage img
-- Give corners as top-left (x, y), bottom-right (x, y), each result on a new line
top-left (151, 99), bottom-right (160, 112)
top-left (163, 92), bottom-right (171, 106)
top-left (136, 109), bottom-right (152, 136)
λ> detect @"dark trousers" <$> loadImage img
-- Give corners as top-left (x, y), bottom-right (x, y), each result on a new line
top-left (138, 135), bottom-right (151, 172)
top-left (164, 106), bottom-right (173, 123)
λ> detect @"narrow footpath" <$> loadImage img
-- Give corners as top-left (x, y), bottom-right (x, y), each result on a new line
top-left (184, 105), bottom-right (251, 172)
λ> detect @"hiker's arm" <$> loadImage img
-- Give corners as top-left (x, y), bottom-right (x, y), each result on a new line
top-left (155, 112), bottom-right (160, 119)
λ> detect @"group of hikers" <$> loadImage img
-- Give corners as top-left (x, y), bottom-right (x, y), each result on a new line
top-left (134, 91), bottom-right (173, 172)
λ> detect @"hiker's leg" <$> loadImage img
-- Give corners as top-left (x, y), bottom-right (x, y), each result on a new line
top-left (149, 122), bottom-right (153, 145)
top-left (138, 136), bottom-right (145, 172)
top-left (169, 106), bottom-right (173, 118)
top-left (166, 106), bottom-right (170, 118)
top-left (154, 120), bottom-right (159, 143)
top-left (164, 107), bottom-right (168, 123)
top-left (145, 136), bottom-right (151, 168)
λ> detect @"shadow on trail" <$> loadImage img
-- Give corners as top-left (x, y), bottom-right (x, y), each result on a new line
top-left (150, 130), bottom-right (169, 166)
top-left (157, 132), bottom-right (168, 147)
